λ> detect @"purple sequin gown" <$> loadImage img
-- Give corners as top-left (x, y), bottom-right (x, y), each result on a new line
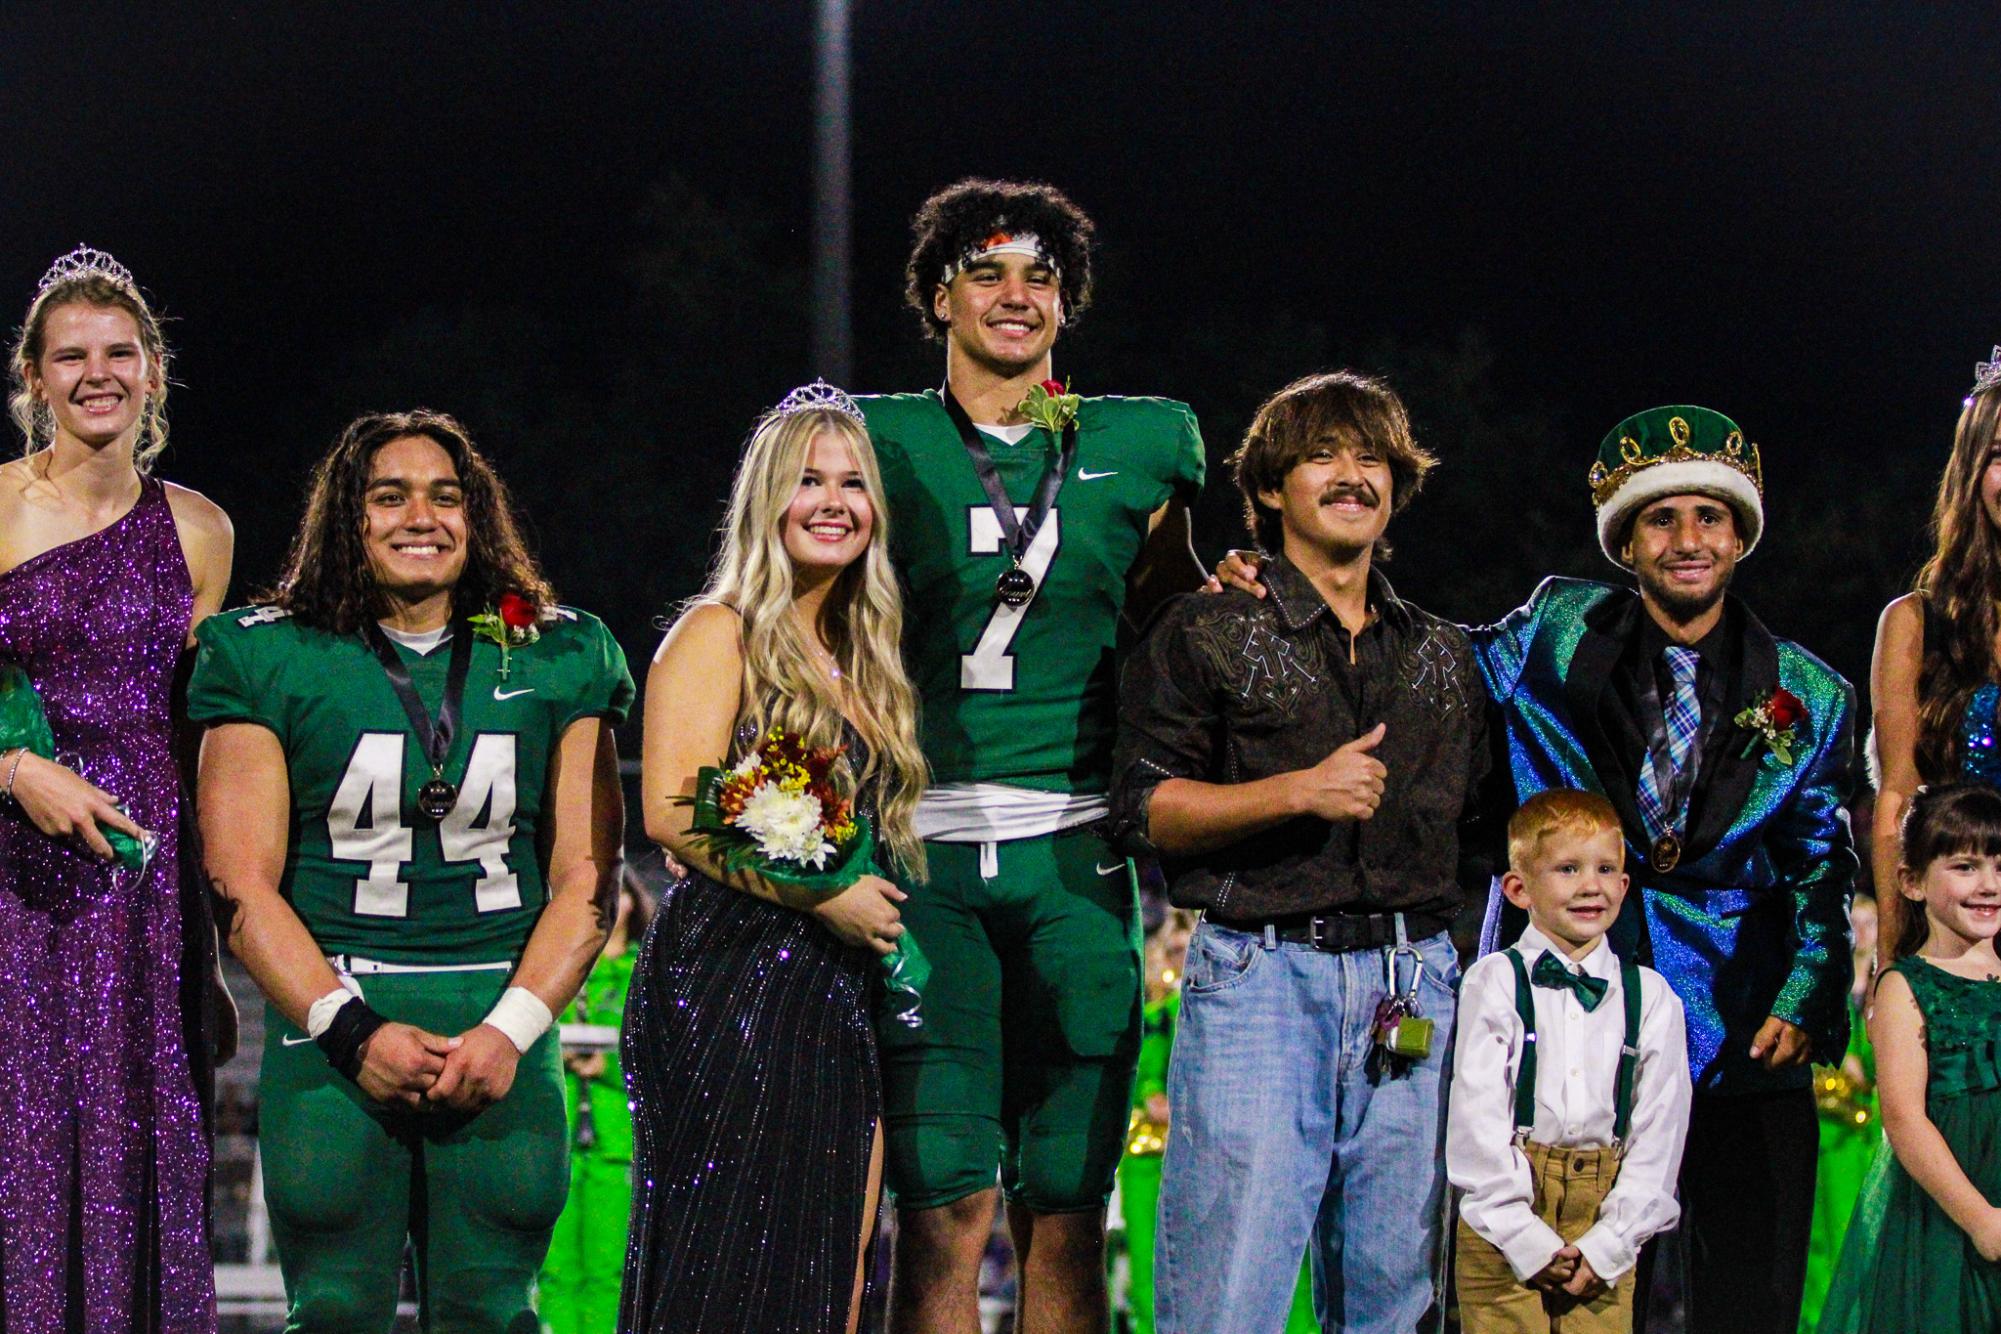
top-left (0, 478), bottom-right (214, 1332)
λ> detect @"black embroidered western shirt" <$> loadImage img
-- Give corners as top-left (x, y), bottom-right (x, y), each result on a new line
top-left (1109, 555), bottom-right (1492, 921)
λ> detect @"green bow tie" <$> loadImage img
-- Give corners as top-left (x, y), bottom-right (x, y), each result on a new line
top-left (1531, 952), bottom-right (1608, 1012)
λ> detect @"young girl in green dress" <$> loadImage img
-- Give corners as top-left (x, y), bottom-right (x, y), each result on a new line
top-left (1820, 782), bottom-right (2001, 1332)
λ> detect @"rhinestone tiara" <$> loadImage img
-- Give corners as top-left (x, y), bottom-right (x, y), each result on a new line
top-left (774, 379), bottom-right (864, 424)
top-left (37, 244), bottom-right (136, 295)
top-left (1974, 346), bottom-right (2001, 398)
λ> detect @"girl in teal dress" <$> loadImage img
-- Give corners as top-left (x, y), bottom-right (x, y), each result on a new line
top-left (1820, 783), bottom-right (2001, 1332)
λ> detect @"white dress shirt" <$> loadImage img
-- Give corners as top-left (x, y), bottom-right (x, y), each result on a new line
top-left (1446, 924), bottom-right (1692, 1283)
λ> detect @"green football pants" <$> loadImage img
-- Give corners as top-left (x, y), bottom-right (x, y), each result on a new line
top-left (878, 830), bottom-right (1143, 1212)
top-left (536, 1151), bottom-right (630, 1334)
top-left (259, 971), bottom-right (569, 1334)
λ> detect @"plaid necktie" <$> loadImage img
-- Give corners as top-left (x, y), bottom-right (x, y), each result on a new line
top-left (1637, 646), bottom-right (1701, 840)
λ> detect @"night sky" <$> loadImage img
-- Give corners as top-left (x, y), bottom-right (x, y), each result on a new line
top-left (7, 2), bottom-right (1998, 688)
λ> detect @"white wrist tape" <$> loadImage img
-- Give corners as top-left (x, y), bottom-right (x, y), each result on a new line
top-left (305, 988), bottom-right (357, 1039)
top-left (482, 987), bottom-right (554, 1054)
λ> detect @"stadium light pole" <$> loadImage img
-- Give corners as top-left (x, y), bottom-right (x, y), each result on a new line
top-left (812, 0), bottom-right (854, 385)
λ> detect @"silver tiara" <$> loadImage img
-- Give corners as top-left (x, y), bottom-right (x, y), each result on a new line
top-left (1974, 346), bottom-right (2001, 398)
top-left (775, 379), bottom-right (864, 424)
top-left (38, 244), bottom-right (135, 295)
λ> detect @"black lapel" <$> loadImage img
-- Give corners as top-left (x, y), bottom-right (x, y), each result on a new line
top-left (1564, 590), bottom-right (1651, 846)
top-left (1683, 595), bottom-right (1779, 861)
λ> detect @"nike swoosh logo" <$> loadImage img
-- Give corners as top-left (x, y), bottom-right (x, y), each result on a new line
top-left (1096, 862), bottom-right (1126, 876)
top-left (1077, 469), bottom-right (1119, 481)
top-left (493, 686), bottom-right (536, 701)
top-left (280, 1034), bottom-right (316, 1047)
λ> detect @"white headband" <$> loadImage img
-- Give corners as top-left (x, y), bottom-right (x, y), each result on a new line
top-left (940, 230), bottom-right (1059, 284)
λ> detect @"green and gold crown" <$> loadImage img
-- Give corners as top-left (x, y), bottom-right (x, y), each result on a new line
top-left (1588, 405), bottom-right (1764, 565)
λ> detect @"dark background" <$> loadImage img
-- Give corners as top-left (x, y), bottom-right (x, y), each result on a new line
top-left (7, 1), bottom-right (1997, 699)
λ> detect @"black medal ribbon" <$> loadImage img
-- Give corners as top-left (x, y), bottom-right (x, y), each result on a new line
top-left (364, 620), bottom-right (473, 821)
top-left (1634, 651), bottom-right (1717, 866)
top-left (941, 384), bottom-right (1077, 607)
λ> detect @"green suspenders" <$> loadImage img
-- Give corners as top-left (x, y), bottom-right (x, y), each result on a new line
top-left (1503, 948), bottom-right (1643, 1146)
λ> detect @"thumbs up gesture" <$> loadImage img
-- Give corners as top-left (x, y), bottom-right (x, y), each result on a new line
top-left (1295, 723), bottom-right (1387, 822)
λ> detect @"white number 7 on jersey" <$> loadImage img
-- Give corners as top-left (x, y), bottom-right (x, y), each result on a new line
top-left (962, 507), bottom-right (1060, 692)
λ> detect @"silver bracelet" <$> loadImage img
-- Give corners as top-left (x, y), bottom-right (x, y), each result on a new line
top-left (1, 748), bottom-right (24, 805)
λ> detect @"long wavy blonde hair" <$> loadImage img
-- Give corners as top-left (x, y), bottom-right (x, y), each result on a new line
top-left (698, 404), bottom-right (929, 877)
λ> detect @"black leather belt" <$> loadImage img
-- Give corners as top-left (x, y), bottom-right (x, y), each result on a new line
top-left (1207, 909), bottom-right (1451, 954)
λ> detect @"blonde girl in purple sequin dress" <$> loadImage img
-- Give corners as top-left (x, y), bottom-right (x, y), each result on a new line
top-left (0, 247), bottom-right (233, 1330)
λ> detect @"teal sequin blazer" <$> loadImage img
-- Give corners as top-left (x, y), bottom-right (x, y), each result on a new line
top-left (1472, 577), bottom-right (1858, 1094)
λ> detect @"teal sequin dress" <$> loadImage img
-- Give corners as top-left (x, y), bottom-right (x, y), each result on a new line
top-left (1819, 957), bottom-right (2001, 1332)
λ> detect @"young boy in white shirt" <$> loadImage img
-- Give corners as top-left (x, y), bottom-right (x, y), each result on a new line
top-left (1448, 790), bottom-right (1693, 1333)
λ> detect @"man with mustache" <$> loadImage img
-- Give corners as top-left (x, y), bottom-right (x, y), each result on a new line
top-left (1109, 371), bottom-right (1490, 1334)
top-left (1218, 405), bottom-right (1857, 1332)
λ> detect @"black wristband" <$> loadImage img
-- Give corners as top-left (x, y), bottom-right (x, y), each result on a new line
top-left (315, 998), bottom-right (389, 1083)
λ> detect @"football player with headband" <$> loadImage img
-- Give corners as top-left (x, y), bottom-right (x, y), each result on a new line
top-left (189, 410), bottom-right (632, 1332)
top-left (858, 179), bottom-right (1207, 1333)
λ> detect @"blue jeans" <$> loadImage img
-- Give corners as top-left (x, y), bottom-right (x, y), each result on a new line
top-left (1155, 921), bottom-right (1459, 1334)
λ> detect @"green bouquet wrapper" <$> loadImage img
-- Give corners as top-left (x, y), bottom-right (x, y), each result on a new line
top-left (0, 664), bottom-right (155, 872)
top-left (690, 763), bottom-right (930, 1027)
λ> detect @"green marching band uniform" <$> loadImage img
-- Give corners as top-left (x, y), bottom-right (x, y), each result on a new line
top-left (186, 603), bottom-right (634, 1332)
top-left (1117, 989), bottom-right (1317, 1334)
top-left (538, 945), bottom-right (639, 1334)
top-left (1798, 997), bottom-right (1878, 1333)
top-left (858, 390), bottom-right (1204, 1216)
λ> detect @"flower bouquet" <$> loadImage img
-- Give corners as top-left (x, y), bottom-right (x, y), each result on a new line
top-left (685, 728), bottom-right (929, 1026)
top-left (0, 664), bottom-right (155, 872)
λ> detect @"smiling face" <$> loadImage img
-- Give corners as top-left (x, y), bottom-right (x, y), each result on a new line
top-left (781, 429), bottom-right (875, 587)
top-left (1906, 847), bottom-right (2001, 948)
top-left (1261, 436), bottom-right (1394, 561)
top-left (1504, 825), bottom-right (1630, 959)
top-left (1622, 493), bottom-right (1744, 625)
top-left (932, 251), bottom-right (1061, 377)
top-left (362, 434), bottom-right (469, 612)
top-left (26, 301), bottom-right (159, 450)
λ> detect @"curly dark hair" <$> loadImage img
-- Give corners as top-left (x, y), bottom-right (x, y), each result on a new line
top-left (263, 409), bottom-right (555, 634)
top-left (904, 178), bottom-right (1096, 341)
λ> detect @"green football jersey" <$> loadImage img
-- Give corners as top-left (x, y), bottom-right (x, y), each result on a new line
top-left (187, 605), bottom-right (635, 963)
top-left (861, 391), bottom-right (1205, 792)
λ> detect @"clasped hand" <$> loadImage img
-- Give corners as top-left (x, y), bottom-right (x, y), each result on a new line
top-left (811, 873), bottom-right (906, 955)
top-left (1529, 1245), bottom-right (1607, 1308)
top-left (354, 1020), bottom-right (520, 1113)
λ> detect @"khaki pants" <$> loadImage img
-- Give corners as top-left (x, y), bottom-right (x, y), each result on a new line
top-left (1456, 1142), bottom-right (1636, 1334)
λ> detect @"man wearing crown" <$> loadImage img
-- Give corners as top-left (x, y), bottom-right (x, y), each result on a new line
top-left (857, 180), bottom-right (1206, 1333)
top-left (1468, 406), bottom-right (1857, 1333)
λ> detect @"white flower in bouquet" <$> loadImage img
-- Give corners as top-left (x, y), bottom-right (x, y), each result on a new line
top-left (734, 780), bottom-right (837, 868)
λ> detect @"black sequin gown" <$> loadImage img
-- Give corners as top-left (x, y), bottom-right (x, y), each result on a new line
top-left (619, 760), bottom-right (881, 1332)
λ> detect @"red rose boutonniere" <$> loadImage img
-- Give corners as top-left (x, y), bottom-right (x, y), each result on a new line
top-left (468, 593), bottom-right (542, 680)
top-left (1734, 686), bottom-right (1805, 764)
top-left (1017, 377), bottom-right (1081, 438)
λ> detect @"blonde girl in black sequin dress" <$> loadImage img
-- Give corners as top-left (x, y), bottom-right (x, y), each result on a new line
top-left (624, 383), bottom-right (929, 1334)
